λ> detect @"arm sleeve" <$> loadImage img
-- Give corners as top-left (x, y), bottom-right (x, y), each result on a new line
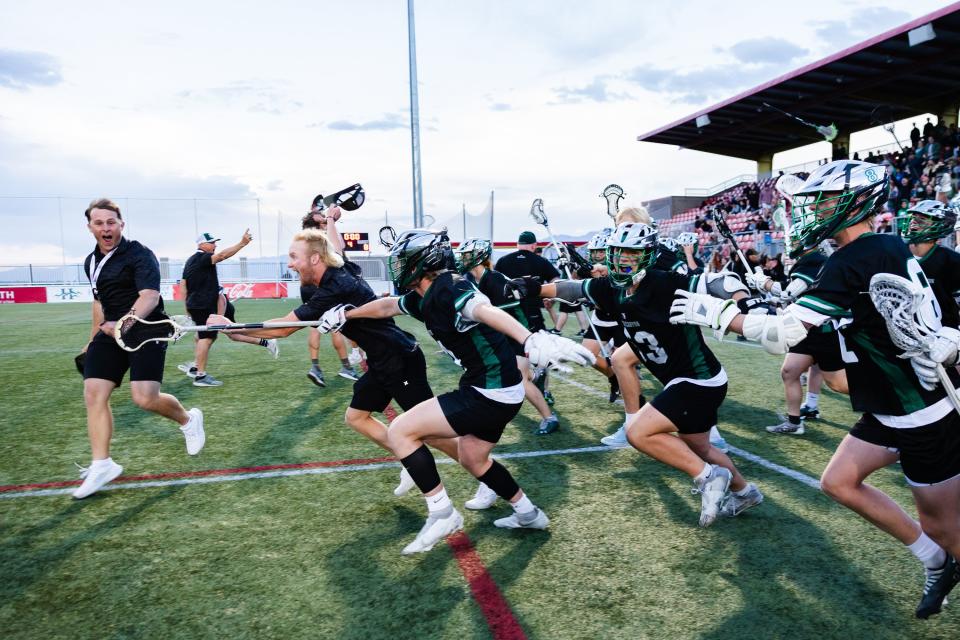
top-left (554, 279), bottom-right (588, 303)
top-left (133, 247), bottom-right (162, 292)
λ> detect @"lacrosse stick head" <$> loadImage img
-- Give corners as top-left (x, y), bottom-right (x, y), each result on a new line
top-left (529, 198), bottom-right (547, 226)
top-left (378, 225), bottom-right (398, 249)
top-left (817, 123), bottom-right (839, 142)
top-left (113, 314), bottom-right (186, 352)
top-left (868, 273), bottom-right (936, 354)
top-left (600, 184), bottom-right (625, 219)
top-left (322, 183), bottom-right (365, 211)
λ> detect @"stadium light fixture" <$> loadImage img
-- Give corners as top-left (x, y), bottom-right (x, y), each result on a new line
top-left (695, 114), bottom-right (711, 128)
top-left (907, 23), bottom-right (936, 47)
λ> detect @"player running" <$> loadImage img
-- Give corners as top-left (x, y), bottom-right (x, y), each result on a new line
top-left (903, 200), bottom-right (960, 325)
top-left (669, 161), bottom-right (960, 618)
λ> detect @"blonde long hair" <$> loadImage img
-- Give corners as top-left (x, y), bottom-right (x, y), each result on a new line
top-left (293, 228), bottom-right (344, 268)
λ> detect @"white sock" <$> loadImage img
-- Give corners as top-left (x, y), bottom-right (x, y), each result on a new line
top-left (709, 426), bottom-right (723, 440)
top-left (694, 463), bottom-right (712, 483)
top-left (907, 532), bottom-right (946, 570)
top-left (511, 493), bottom-right (535, 514)
top-left (91, 457), bottom-right (113, 468)
top-left (425, 488), bottom-right (452, 515)
top-left (623, 412), bottom-right (639, 429)
top-left (805, 391), bottom-right (819, 409)
top-left (732, 483), bottom-right (753, 496)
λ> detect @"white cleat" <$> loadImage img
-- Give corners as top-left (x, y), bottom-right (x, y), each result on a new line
top-left (693, 466), bottom-right (732, 528)
top-left (181, 408), bottom-right (205, 455)
top-left (720, 483), bottom-right (764, 518)
top-left (394, 468), bottom-right (416, 497)
top-left (72, 459), bottom-right (124, 499)
top-left (600, 425), bottom-right (632, 449)
top-left (401, 509), bottom-right (464, 555)
top-left (464, 482), bottom-right (498, 510)
top-left (266, 339), bottom-right (280, 359)
top-left (177, 362), bottom-right (198, 378)
top-left (494, 508), bottom-right (550, 530)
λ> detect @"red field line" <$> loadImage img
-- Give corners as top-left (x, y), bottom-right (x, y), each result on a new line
top-left (0, 455), bottom-right (396, 494)
top-left (447, 531), bottom-right (528, 640)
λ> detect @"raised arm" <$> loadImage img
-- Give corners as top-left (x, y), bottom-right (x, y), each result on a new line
top-left (211, 229), bottom-right (253, 264)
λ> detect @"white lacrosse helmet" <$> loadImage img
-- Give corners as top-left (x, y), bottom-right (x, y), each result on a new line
top-left (606, 222), bottom-right (658, 288)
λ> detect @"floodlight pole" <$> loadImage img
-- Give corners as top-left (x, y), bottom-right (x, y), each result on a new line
top-left (407, 0), bottom-right (424, 228)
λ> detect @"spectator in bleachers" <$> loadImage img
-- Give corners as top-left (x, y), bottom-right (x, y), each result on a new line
top-left (910, 122), bottom-right (921, 149)
top-left (923, 117), bottom-right (934, 140)
top-left (746, 182), bottom-right (760, 210)
top-left (707, 251), bottom-right (726, 274)
top-left (922, 136), bottom-right (941, 162)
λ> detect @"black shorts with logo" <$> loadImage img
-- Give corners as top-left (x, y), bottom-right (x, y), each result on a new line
top-left (438, 385), bottom-right (522, 443)
top-left (187, 306), bottom-right (219, 340)
top-left (789, 328), bottom-right (843, 372)
top-left (650, 380), bottom-right (728, 434)
top-left (350, 346), bottom-right (433, 413)
top-left (849, 411), bottom-right (960, 485)
top-left (83, 330), bottom-right (167, 386)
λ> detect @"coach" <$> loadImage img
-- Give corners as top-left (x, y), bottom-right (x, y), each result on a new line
top-left (180, 229), bottom-right (252, 386)
top-left (77, 198), bottom-right (203, 499)
top-left (494, 231), bottom-right (561, 333)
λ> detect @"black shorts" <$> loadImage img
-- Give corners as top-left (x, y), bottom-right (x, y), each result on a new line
top-left (651, 380), bottom-right (728, 434)
top-left (223, 299), bottom-right (236, 322)
top-left (350, 347), bottom-right (433, 413)
top-left (789, 328), bottom-right (843, 372)
top-left (187, 307), bottom-right (219, 340)
top-left (558, 301), bottom-right (581, 313)
top-left (438, 385), bottom-right (522, 443)
top-left (83, 330), bottom-right (167, 386)
top-left (591, 323), bottom-right (627, 348)
top-left (850, 412), bottom-right (960, 485)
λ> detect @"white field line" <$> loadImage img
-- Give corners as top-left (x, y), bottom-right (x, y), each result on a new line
top-left (552, 373), bottom-right (821, 489)
top-left (0, 446), bottom-right (612, 500)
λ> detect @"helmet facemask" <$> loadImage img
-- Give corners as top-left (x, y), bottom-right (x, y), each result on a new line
top-left (903, 201), bottom-right (957, 244)
top-left (607, 245), bottom-right (656, 288)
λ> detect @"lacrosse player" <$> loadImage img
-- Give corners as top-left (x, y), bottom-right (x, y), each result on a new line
top-left (520, 222), bottom-right (763, 527)
top-left (582, 229), bottom-right (630, 403)
top-left (321, 229), bottom-right (594, 554)
top-left (76, 198), bottom-right (204, 499)
top-left (670, 161), bottom-right (960, 618)
top-left (904, 200), bottom-right (960, 327)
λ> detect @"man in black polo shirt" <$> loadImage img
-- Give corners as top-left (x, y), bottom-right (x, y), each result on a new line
top-left (179, 229), bottom-right (268, 387)
top-left (76, 198), bottom-right (204, 499)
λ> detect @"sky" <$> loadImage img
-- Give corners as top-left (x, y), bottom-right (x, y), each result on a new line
top-left (0, 0), bottom-right (953, 263)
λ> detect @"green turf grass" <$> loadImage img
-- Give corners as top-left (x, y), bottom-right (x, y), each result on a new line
top-left (1, 300), bottom-right (958, 639)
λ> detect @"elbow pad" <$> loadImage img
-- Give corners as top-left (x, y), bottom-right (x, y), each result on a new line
top-left (780, 278), bottom-right (809, 303)
top-left (700, 273), bottom-right (749, 299)
top-left (740, 307), bottom-right (808, 354)
top-left (554, 280), bottom-right (586, 304)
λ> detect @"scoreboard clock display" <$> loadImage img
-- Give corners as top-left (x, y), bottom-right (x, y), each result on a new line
top-left (340, 232), bottom-right (370, 252)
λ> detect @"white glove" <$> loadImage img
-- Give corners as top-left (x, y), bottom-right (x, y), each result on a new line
top-left (348, 347), bottom-right (363, 366)
top-left (317, 304), bottom-right (349, 334)
top-left (745, 267), bottom-right (771, 292)
top-left (927, 326), bottom-right (960, 366)
top-left (669, 290), bottom-right (739, 334)
top-left (524, 330), bottom-right (596, 372)
top-left (910, 353), bottom-right (940, 392)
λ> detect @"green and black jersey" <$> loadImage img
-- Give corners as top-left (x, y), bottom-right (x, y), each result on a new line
top-left (582, 272), bottom-right (722, 386)
top-left (916, 243), bottom-right (960, 329)
top-left (789, 249), bottom-right (826, 286)
top-left (653, 246), bottom-right (687, 275)
top-left (794, 233), bottom-right (960, 420)
top-left (399, 271), bottom-right (522, 390)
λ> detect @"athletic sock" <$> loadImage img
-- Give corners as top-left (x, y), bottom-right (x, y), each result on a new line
top-left (804, 391), bottom-right (819, 409)
top-left (694, 463), bottom-right (713, 483)
top-left (258, 339), bottom-right (268, 347)
top-left (311, 358), bottom-right (319, 366)
top-left (623, 411), bottom-right (639, 428)
top-left (425, 488), bottom-right (453, 518)
top-left (788, 414), bottom-right (801, 426)
top-left (511, 494), bottom-right (539, 523)
top-left (732, 484), bottom-right (752, 497)
top-left (90, 457), bottom-right (113, 468)
top-left (907, 532), bottom-right (947, 570)
top-left (340, 358), bottom-right (350, 367)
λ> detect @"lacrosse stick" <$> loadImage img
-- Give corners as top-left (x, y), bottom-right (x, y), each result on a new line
top-left (868, 273), bottom-right (960, 412)
top-left (763, 103), bottom-right (838, 142)
top-left (600, 184), bottom-right (625, 219)
top-left (530, 198), bottom-right (611, 361)
top-left (868, 106), bottom-right (905, 153)
top-left (378, 225), bottom-right (399, 249)
top-left (712, 209), bottom-right (753, 274)
top-left (112, 313), bottom-right (349, 353)
top-left (313, 183), bottom-right (365, 212)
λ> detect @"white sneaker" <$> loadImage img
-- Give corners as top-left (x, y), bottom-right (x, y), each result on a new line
top-left (72, 459), bottom-right (123, 499)
top-left (766, 420), bottom-right (805, 435)
top-left (394, 468), bottom-right (416, 497)
top-left (266, 339), bottom-right (280, 359)
top-left (177, 362), bottom-right (198, 378)
top-left (693, 466), bottom-right (732, 528)
top-left (494, 507), bottom-right (550, 530)
top-left (181, 408), bottom-right (205, 455)
top-left (720, 483), bottom-right (764, 517)
top-left (600, 425), bottom-right (631, 448)
top-left (465, 482), bottom-right (498, 510)
top-left (401, 509), bottom-right (464, 555)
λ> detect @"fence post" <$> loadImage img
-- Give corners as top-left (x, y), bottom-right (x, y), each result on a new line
top-left (29, 264), bottom-right (33, 284)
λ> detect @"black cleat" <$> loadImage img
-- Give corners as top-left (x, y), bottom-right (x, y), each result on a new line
top-left (543, 390), bottom-right (555, 406)
top-left (608, 376), bottom-right (620, 403)
top-left (799, 405), bottom-right (820, 420)
top-left (917, 555), bottom-right (960, 619)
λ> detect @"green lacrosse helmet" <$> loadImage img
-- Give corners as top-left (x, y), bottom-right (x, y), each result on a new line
top-left (453, 237), bottom-right (492, 273)
top-left (606, 222), bottom-right (658, 288)
top-left (586, 228), bottom-right (613, 264)
top-left (387, 229), bottom-right (452, 290)
top-left (790, 160), bottom-right (888, 257)
top-left (903, 200), bottom-right (958, 244)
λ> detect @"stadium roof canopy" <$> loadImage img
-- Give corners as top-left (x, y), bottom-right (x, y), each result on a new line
top-left (636, 3), bottom-right (960, 160)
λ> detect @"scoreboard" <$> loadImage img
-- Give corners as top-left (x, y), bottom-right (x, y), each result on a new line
top-left (340, 232), bottom-right (370, 252)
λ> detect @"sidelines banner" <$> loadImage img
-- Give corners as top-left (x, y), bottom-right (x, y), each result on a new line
top-left (170, 282), bottom-right (289, 301)
top-left (0, 287), bottom-right (48, 304)
top-left (45, 285), bottom-right (95, 304)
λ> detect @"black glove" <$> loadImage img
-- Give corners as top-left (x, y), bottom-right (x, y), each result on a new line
top-left (75, 351), bottom-right (86, 376)
top-left (504, 276), bottom-right (541, 301)
top-left (737, 296), bottom-right (777, 315)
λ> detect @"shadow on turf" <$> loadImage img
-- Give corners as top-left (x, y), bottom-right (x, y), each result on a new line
top-left (0, 486), bottom-right (184, 606)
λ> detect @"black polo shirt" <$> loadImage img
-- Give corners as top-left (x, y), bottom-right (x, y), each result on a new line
top-left (494, 249), bottom-right (561, 328)
top-left (83, 236), bottom-right (166, 322)
top-left (182, 250), bottom-right (220, 310)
